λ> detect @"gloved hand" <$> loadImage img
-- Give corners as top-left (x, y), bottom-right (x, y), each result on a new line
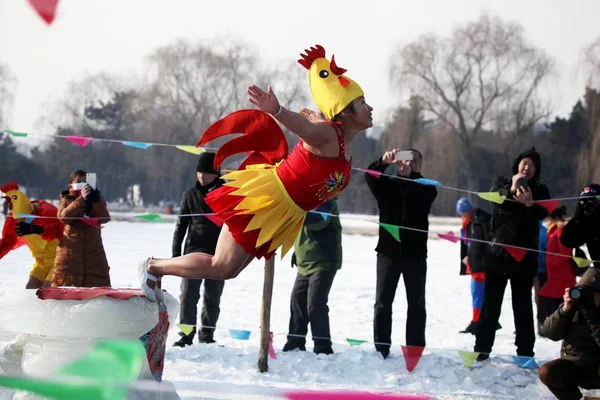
top-left (15, 222), bottom-right (44, 236)
top-left (291, 252), bottom-right (297, 268)
top-left (84, 188), bottom-right (101, 204)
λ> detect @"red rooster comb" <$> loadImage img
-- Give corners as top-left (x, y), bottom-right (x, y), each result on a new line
top-left (329, 54), bottom-right (347, 76)
top-left (1, 181), bottom-right (19, 193)
top-left (298, 45), bottom-right (326, 70)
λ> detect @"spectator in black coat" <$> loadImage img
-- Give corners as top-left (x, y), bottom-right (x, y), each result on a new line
top-left (561, 184), bottom-right (600, 267)
top-left (365, 148), bottom-right (437, 358)
top-left (475, 147), bottom-right (550, 361)
top-left (172, 152), bottom-right (225, 347)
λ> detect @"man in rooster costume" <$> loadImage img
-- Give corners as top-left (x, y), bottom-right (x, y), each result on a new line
top-left (0, 182), bottom-right (63, 289)
top-left (139, 44), bottom-right (373, 301)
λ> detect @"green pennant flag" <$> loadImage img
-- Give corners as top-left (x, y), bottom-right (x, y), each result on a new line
top-left (0, 340), bottom-right (145, 400)
top-left (574, 257), bottom-right (593, 268)
top-left (346, 338), bottom-right (367, 346)
top-left (379, 223), bottom-right (400, 242)
top-left (477, 192), bottom-right (506, 204)
top-left (4, 129), bottom-right (28, 137)
top-left (134, 213), bottom-right (163, 222)
top-left (458, 350), bottom-right (479, 368)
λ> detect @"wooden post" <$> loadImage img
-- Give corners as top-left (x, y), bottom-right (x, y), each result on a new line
top-left (258, 256), bottom-right (275, 373)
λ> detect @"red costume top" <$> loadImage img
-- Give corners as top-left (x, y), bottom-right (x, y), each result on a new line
top-left (540, 224), bottom-right (576, 299)
top-left (197, 110), bottom-right (351, 260)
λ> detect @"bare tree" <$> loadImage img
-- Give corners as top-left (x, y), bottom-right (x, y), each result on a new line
top-left (576, 87), bottom-right (600, 187)
top-left (0, 62), bottom-right (16, 130)
top-left (582, 36), bottom-right (600, 90)
top-left (389, 13), bottom-right (555, 188)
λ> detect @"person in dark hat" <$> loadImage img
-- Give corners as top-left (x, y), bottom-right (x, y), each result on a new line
top-left (562, 184), bottom-right (600, 265)
top-left (172, 152), bottom-right (226, 347)
top-left (474, 147), bottom-right (550, 361)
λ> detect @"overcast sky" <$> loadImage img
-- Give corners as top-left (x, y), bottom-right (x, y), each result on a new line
top-left (1, 0), bottom-right (599, 136)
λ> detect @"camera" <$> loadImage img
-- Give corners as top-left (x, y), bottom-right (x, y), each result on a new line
top-left (569, 286), bottom-right (588, 301)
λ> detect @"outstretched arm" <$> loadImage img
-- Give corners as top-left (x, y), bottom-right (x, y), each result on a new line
top-left (247, 85), bottom-right (335, 147)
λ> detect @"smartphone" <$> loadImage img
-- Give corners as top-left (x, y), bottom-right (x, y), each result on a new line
top-left (86, 173), bottom-right (97, 189)
top-left (516, 177), bottom-right (529, 191)
top-left (395, 150), bottom-right (414, 161)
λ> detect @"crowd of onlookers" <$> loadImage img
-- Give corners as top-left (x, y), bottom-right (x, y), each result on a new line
top-left (4, 146), bottom-right (600, 400)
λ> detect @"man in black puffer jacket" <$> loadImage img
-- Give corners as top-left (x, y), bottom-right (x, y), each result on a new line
top-left (474, 147), bottom-right (550, 361)
top-left (561, 184), bottom-right (600, 266)
top-left (172, 152), bottom-right (225, 347)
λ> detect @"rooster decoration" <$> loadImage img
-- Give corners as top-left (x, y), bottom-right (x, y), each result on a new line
top-left (0, 182), bottom-right (63, 288)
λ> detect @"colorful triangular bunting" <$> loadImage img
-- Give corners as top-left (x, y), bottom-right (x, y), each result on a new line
top-left (16, 213), bottom-right (36, 223)
top-left (355, 167), bottom-right (383, 178)
top-left (176, 145), bottom-right (206, 155)
top-left (401, 345), bottom-right (425, 372)
top-left (438, 231), bottom-right (460, 243)
top-left (536, 199), bottom-right (560, 213)
top-left (414, 178), bottom-right (442, 187)
top-left (122, 141), bottom-right (152, 150)
top-left (503, 245), bottom-right (527, 262)
top-left (229, 329), bottom-right (251, 340)
top-left (81, 218), bottom-right (102, 229)
top-left (512, 355), bottom-right (538, 369)
top-left (379, 223), bottom-right (400, 242)
top-left (268, 332), bottom-right (277, 360)
top-left (346, 338), bottom-right (367, 347)
top-left (176, 324), bottom-right (194, 336)
top-left (64, 135), bottom-right (93, 147)
top-left (574, 257), bottom-right (593, 268)
top-left (3, 129), bottom-right (28, 137)
top-left (28, 0), bottom-right (59, 25)
top-left (135, 213), bottom-right (163, 222)
top-left (477, 192), bottom-right (506, 204)
top-left (458, 350), bottom-right (479, 368)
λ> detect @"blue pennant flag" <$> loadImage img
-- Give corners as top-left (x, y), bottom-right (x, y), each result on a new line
top-left (414, 178), bottom-right (443, 187)
top-left (512, 355), bottom-right (538, 369)
top-left (16, 213), bottom-right (36, 223)
top-left (122, 141), bottom-right (153, 150)
top-left (229, 329), bottom-right (251, 340)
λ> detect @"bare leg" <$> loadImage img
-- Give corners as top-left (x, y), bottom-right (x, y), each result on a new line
top-left (147, 224), bottom-right (253, 281)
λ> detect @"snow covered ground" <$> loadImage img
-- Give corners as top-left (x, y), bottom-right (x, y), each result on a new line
top-left (0, 220), bottom-right (574, 399)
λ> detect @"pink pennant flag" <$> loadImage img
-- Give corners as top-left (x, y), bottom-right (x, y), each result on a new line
top-left (28, 0), bottom-right (59, 25)
top-left (64, 135), bottom-right (92, 147)
top-left (268, 332), bottom-right (277, 360)
top-left (503, 245), bottom-right (527, 262)
top-left (355, 167), bottom-right (383, 178)
top-left (285, 391), bottom-right (431, 400)
top-left (205, 213), bottom-right (224, 227)
top-left (438, 231), bottom-right (460, 244)
top-left (81, 218), bottom-right (102, 229)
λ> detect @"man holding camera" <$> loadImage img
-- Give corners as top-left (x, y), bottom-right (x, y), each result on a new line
top-left (365, 148), bottom-right (437, 358)
top-left (538, 267), bottom-right (600, 400)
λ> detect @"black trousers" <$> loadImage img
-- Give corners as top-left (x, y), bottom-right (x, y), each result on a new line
top-left (287, 267), bottom-right (338, 347)
top-left (539, 358), bottom-right (600, 400)
top-left (374, 253), bottom-right (427, 354)
top-left (475, 269), bottom-right (535, 357)
top-left (179, 278), bottom-right (225, 339)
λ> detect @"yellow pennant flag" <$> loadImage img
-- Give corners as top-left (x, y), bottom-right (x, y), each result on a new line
top-left (176, 324), bottom-right (194, 336)
top-left (176, 145), bottom-right (206, 155)
top-left (477, 192), bottom-right (506, 204)
top-left (574, 257), bottom-right (593, 268)
top-left (458, 350), bottom-right (479, 368)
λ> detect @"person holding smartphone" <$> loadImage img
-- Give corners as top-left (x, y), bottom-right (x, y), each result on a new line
top-left (365, 148), bottom-right (438, 358)
top-left (474, 147), bottom-right (550, 361)
top-left (53, 169), bottom-right (111, 287)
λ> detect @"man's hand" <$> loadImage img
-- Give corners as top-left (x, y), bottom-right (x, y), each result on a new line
top-left (462, 256), bottom-right (469, 266)
top-left (382, 149), bottom-right (399, 165)
top-left (562, 288), bottom-right (575, 312)
top-left (82, 184), bottom-right (100, 204)
top-left (15, 222), bottom-right (44, 236)
top-left (510, 173), bottom-right (527, 193)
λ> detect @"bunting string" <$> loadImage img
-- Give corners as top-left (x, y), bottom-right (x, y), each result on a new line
top-left (3, 128), bottom-right (598, 206)
top-left (5, 210), bottom-right (595, 266)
